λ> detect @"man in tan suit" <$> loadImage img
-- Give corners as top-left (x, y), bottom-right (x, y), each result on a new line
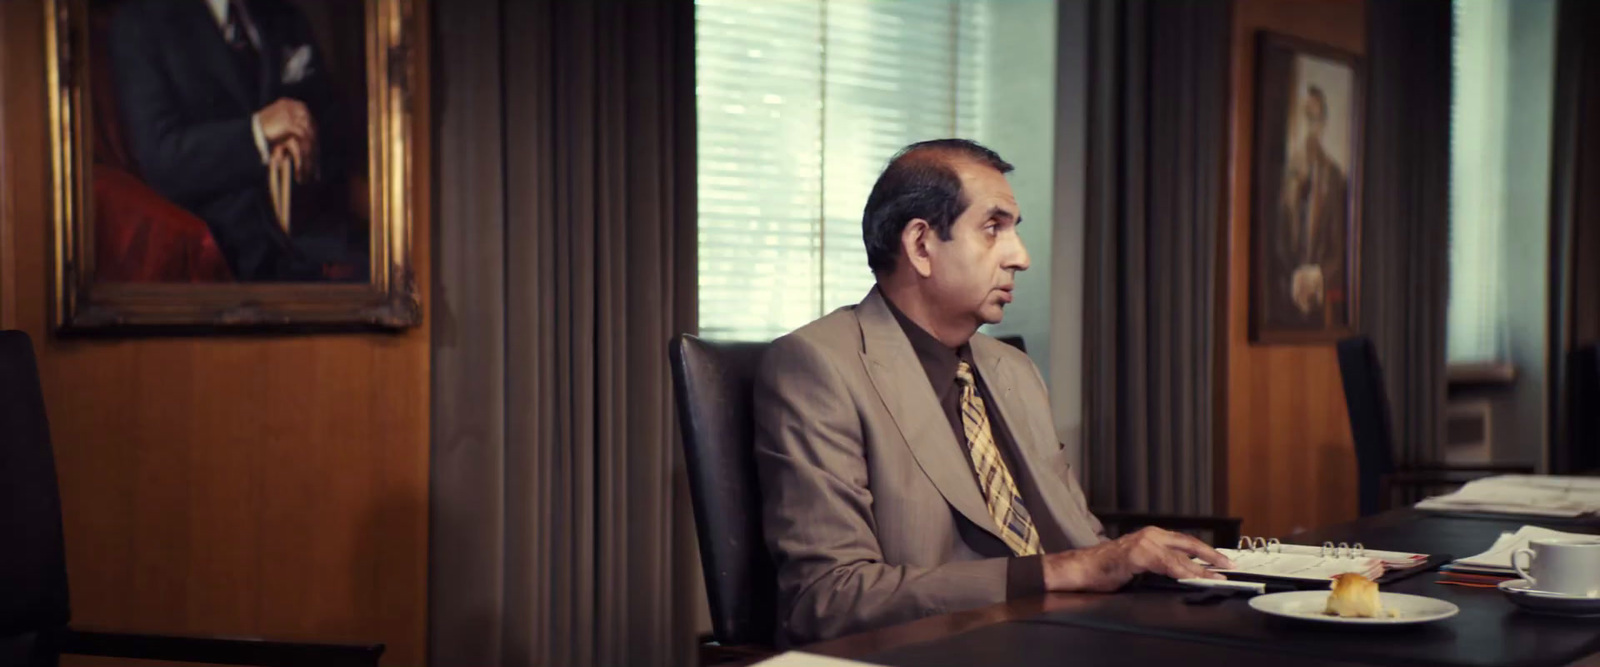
top-left (1275, 85), bottom-right (1349, 326)
top-left (754, 139), bottom-right (1232, 645)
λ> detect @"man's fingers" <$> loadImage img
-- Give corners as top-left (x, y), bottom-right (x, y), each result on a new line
top-left (298, 111), bottom-right (318, 146)
top-left (1154, 531), bottom-right (1235, 569)
top-left (289, 119), bottom-right (314, 144)
top-left (1157, 552), bottom-right (1217, 580)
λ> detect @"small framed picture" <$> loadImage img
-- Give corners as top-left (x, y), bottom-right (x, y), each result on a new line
top-left (1249, 32), bottom-right (1364, 344)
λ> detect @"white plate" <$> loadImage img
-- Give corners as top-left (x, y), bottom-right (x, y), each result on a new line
top-left (1499, 579), bottom-right (1600, 616)
top-left (1248, 591), bottom-right (1459, 625)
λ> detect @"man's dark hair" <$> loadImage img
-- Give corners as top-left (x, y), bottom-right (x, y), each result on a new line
top-left (861, 139), bottom-right (1014, 275)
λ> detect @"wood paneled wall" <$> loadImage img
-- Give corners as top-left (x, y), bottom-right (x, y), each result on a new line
top-left (1223, 0), bottom-right (1365, 537)
top-left (0, 4), bottom-right (429, 665)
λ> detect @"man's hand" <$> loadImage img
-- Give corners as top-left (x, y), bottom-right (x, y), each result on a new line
top-left (257, 98), bottom-right (318, 154)
top-left (1042, 527), bottom-right (1235, 593)
top-left (1291, 264), bottom-right (1325, 314)
top-left (271, 135), bottom-right (311, 183)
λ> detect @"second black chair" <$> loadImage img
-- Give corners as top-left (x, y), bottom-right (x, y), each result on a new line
top-left (1335, 336), bottom-right (1533, 516)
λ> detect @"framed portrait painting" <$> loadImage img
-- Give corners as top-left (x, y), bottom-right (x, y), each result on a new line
top-left (1249, 32), bottom-right (1364, 344)
top-left (46, 0), bottom-right (420, 332)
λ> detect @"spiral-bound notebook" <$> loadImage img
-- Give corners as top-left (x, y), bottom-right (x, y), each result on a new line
top-left (1203, 537), bottom-right (1430, 583)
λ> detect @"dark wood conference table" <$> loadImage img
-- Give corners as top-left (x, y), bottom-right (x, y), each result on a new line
top-left (803, 510), bottom-right (1600, 667)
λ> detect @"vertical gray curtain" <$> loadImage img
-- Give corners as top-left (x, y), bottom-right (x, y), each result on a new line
top-left (1082, 0), bottom-right (1229, 514)
top-left (430, 0), bottom-right (699, 665)
top-left (1362, 1), bottom-right (1451, 468)
top-left (1549, 0), bottom-right (1600, 472)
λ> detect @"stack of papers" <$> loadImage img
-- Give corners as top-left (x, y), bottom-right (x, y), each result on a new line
top-left (1445, 525), bottom-right (1600, 577)
top-left (1415, 475), bottom-right (1600, 517)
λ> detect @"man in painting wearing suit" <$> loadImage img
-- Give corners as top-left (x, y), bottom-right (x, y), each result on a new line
top-left (109, 0), bottom-right (366, 281)
top-left (753, 139), bottom-right (1233, 645)
top-left (1275, 85), bottom-right (1349, 325)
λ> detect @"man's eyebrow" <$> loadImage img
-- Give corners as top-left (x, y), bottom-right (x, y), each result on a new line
top-left (986, 207), bottom-right (1021, 225)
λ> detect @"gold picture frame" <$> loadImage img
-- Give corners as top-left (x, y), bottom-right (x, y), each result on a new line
top-left (46, 0), bottom-right (420, 332)
top-left (1248, 32), bottom-right (1364, 344)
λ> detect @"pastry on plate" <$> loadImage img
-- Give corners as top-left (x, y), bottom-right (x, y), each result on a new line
top-left (1325, 573), bottom-right (1383, 618)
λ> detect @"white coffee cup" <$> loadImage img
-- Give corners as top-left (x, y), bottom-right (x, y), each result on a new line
top-left (1512, 538), bottom-right (1600, 597)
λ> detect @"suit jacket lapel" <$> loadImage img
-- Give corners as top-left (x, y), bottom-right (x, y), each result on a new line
top-left (856, 289), bottom-right (1005, 543)
top-left (180, 1), bottom-right (255, 111)
top-left (969, 335), bottom-right (1030, 460)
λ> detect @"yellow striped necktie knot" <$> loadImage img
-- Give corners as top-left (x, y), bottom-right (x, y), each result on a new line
top-left (955, 361), bottom-right (976, 388)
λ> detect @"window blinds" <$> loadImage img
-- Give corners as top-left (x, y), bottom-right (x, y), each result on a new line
top-left (696, 0), bottom-right (988, 341)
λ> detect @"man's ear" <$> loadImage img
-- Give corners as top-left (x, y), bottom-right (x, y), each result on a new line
top-left (901, 218), bottom-right (935, 279)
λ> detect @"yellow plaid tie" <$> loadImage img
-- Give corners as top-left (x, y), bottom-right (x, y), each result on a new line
top-left (955, 361), bottom-right (1041, 556)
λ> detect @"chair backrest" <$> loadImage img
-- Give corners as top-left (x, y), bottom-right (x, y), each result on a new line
top-left (668, 335), bottom-right (776, 646)
top-left (1335, 336), bottom-right (1398, 517)
top-left (1567, 344), bottom-right (1600, 473)
top-left (0, 331), bottom-right (71, 639)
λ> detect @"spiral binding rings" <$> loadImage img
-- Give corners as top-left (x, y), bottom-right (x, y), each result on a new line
top-left (1235, 537), bottom-right (1365, 558)
top-left (1236, 537), bottom-right (1282, 553)
top-left (1320, 541), bottom-right (1365, 558)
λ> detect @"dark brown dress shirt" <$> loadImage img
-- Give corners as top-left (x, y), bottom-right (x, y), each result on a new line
top-left (883, 296), bottom-right (1046, 599)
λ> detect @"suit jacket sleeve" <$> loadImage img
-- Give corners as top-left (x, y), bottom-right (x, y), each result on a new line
top-left (754, 334), bottom-right (1011, 645)
top-left (109, 5), bottom-right (265, 203)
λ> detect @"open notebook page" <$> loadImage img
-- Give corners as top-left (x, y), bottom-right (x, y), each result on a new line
top-left (1253, 543), bottom-right (1427, 566)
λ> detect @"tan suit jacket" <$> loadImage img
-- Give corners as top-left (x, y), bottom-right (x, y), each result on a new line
top-left (753, 288), bottom-right (1106, 645)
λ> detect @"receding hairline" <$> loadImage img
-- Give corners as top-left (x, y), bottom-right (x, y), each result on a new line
top-left (887, 145), bottom-right (1012, 175)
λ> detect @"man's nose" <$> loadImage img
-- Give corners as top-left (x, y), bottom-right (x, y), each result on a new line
top-left (1005, 234), bottom-right (1031, 272)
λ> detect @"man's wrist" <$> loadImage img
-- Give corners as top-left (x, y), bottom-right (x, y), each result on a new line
top-left (1042, 551), bottom-right (1075, 591)
top-left (1043, 547), bottom-right (1106, 592)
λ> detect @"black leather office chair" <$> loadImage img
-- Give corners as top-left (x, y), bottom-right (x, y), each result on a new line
top-left (1336, 336), bottom-right (1533, 516)
top-left (1564, 344), bottom-right (1600, 474)
top-left (0, 331), bottom-right (384, 667)
top-left (668, 335), bottom-right (777, 660)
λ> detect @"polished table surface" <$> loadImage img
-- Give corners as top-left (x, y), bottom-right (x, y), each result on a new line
top-left (804, 510), bottom-right (1600, 667)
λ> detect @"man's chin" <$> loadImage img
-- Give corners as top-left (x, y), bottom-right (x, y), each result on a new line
top-left (979, 305), bottom-right (1007, 325)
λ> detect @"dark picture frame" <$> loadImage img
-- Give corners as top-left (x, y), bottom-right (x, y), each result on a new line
top-left (1250, 31), bottom-right (1364, 344)
top-left (46, 0), bottom-right (421, 333)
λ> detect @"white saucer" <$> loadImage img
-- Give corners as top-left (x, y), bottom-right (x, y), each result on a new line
top-left (1498, 579), bottom-right (1600, 616)
top-left (1248, 591), bottom-right (1459, 625)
